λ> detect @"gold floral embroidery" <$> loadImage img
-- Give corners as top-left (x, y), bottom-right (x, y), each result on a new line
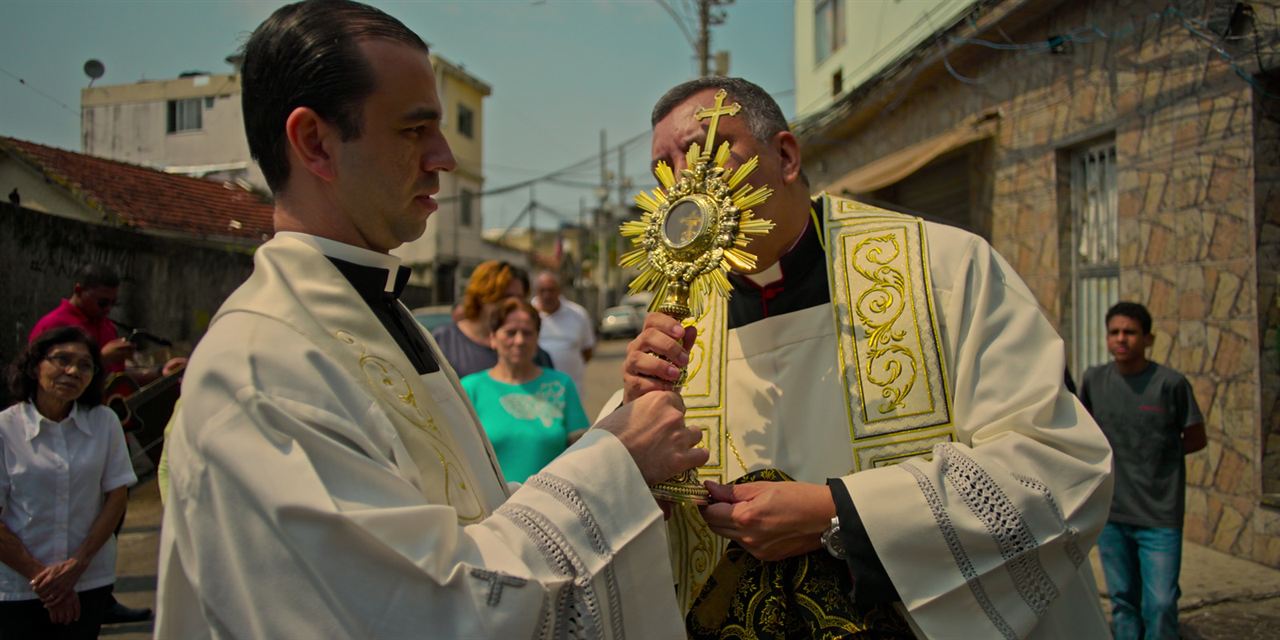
top-left (851, 234), bottom-right (917, 414)
top-left (335, 330), bottom-right (483, 522)
top-left (824, 195), bottom-right (954, 472)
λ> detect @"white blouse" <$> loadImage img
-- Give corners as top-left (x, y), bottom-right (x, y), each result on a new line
top-left (0, 401), bottom-right (136, 600)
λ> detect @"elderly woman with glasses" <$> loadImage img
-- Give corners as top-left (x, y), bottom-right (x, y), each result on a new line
top-left (0, 326), bottom-right (136, 638)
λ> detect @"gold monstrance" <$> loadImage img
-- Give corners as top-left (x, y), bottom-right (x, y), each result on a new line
top-left (619, 89), bottom-right (775, 504)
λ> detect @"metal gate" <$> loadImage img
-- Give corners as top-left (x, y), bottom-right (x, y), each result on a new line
top-left (1071, 143), bottom-right (1119, 376)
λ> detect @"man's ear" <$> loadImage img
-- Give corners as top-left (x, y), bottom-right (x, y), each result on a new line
top-left (773, 130), bottom-right (802, 186)
top-left (1143, 332), bottom-right (1155, 350)
top-left (284, 107), bottom-right (338, 183)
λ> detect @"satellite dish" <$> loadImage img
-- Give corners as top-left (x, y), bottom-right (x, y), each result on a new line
top-left (84, 59), bottom-right (105, 86)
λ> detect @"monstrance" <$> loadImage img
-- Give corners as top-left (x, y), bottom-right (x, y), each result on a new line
top-left (619, 89), bottom-right (775, 504)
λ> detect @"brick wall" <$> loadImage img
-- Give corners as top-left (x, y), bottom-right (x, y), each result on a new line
top-left (803, 0), bottom-right (1280, 566)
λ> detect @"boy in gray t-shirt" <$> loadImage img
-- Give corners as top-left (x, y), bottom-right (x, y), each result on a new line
top-left (1079, 301), bottom-right (1205, 640)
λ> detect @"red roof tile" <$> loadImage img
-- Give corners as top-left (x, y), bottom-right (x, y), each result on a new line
top-left (2, 136), bottom-right (274, 242)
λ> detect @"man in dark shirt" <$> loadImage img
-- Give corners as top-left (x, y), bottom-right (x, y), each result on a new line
top-left (1079, 301), bottom-right (1205, 640)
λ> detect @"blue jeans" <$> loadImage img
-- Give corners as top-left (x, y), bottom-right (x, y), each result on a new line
top-left (1098, 522), bottom-right (1182, 640)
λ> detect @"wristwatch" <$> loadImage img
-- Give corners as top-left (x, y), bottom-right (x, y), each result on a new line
top-left (821, 516), bottom-right (848, 559)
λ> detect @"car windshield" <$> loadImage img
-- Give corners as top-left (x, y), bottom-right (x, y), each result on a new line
top-left (414, 312), bottom-right (453, 332)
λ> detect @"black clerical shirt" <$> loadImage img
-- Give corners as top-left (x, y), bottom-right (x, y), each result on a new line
top-left (327, 257), bottom-right (440, 377)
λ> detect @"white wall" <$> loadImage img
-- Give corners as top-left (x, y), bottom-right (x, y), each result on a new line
top-left (0, 155), bottom-right (99, 223)
top-left (82, 76), bottom-right (263, 191)
top-left (794, 0), bottom-right (980, 118)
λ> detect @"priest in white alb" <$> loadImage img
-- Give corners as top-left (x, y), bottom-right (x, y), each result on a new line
top-left (154, 2), bottom-right (706, 638)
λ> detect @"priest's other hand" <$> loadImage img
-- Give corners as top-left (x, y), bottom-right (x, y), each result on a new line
top-left (699, 480), bottom-right (836, 562)
top-left (622, 313), bottom-right (697, 404)
top-left (597, 390), bottom-right (708, 485)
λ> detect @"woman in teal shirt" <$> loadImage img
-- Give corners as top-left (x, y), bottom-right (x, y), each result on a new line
top-left (460, 298), bottom-right (589, 483)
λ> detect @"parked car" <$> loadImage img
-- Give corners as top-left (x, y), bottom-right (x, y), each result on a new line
top-left (599, 305), bottom-right (643, 339)
top-left (412, 305), bottom-right (456, 333)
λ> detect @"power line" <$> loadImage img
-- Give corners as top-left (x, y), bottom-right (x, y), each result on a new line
top-left (454, 77), bottom-right (798, 207)
top-left (940, 3), bottom-right (1277, 96)
top-left (655, 0), bottom-right (697, 49)
top-left (0, 65), bottom-right (80, 120)
top-left (437, 128), bottom-right (650, 204)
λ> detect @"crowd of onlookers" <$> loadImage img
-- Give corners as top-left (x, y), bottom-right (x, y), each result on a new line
top-left (0, 260), bottom-right (601, 638)
top-left (1, 265), bottom-right (169, 637)
top-left (2, 259), bottom-right (1205, 640)
top-left (430, 261), bottom-right (596, 484)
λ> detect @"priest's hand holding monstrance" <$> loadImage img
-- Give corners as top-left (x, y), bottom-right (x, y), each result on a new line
top-left (618, 89), bottom-right (774, 504)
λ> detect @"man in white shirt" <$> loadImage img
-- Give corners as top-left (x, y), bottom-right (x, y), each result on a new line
top-left (155, 2), bottom-right (705, 637)
top-left (532, 270), bottom-right (595, 394)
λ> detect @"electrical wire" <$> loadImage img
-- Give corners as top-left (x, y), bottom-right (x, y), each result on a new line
top-left (0, 65), bottom-right (80, 120)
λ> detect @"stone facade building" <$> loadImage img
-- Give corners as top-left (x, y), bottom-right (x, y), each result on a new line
top-left (795, 0), bottom-right (1280, 566)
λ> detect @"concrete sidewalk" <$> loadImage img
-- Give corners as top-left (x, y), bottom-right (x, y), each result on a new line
top-left (1089, 536), bottom-right (1280, 612)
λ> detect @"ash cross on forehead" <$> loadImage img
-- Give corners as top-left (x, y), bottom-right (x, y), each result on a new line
top-left (693, 89), bottom-right (741, 159)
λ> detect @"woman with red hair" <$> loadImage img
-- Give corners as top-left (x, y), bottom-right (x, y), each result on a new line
top-left (430, 260), bottom-right (553, 378)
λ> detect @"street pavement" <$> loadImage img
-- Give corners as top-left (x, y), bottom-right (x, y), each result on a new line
top-left (103, 338), bottom-right (1280, 638)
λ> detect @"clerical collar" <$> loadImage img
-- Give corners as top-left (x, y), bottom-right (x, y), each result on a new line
top-left (725, 199), bottom-right (829, 327)
top-left (728, 201), bottom-right (825, 294)
top-left (276, 231), bottom-right (403, 293)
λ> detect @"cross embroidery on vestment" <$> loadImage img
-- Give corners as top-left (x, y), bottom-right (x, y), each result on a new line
top-left (469, 568), bottom-right (528, 607)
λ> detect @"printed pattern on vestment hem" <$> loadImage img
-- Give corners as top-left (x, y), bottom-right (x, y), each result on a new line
top-left (936, 445), bottom-right (1059, 616)
top-left (495, 501), bottom-right (610, 640)
top-left (900, 460), bottom-right (1018, 640)
top-left (525, 473), bottom-right (624, 638)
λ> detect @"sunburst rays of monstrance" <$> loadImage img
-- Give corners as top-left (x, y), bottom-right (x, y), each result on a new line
top-left (618, 89), bottom-right (774, 504)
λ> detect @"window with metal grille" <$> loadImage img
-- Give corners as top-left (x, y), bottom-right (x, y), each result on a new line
top-left (167, 98), bottom-right (202, 133)
top-left (1070, 143), bottom-right (1119, 376)
top-left (814, 0), bottom-right (845, 65)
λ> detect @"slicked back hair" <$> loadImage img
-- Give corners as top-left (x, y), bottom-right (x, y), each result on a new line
top-left (240, 0), bottom-right (429, 194)
top-left (651, 76), bottom-right (789, 143)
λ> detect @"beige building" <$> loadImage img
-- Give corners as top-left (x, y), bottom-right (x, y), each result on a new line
top-left (79, 53), bottom-right (494, 306)
top-left (82, 73), bottom-right (260, 190)
top-left (400, 55), bottom-right (494, 305)
top-left (794, 0), bottom-right (1280, 567)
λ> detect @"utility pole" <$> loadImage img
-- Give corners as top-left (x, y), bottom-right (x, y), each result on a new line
top-left (614, 146), bottom-right (631, 297)
top-left (578, 197), bottom-right (587, 292)
top-left (527, 185), bottom-right (536, 266)
top-left (696, 0), bottom-right (732, 77)
top-left (596, 129), bottom-right (609, 322)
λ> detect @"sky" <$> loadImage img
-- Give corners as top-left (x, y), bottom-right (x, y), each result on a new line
top-left (0, 0), bottom-right (796, 232)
